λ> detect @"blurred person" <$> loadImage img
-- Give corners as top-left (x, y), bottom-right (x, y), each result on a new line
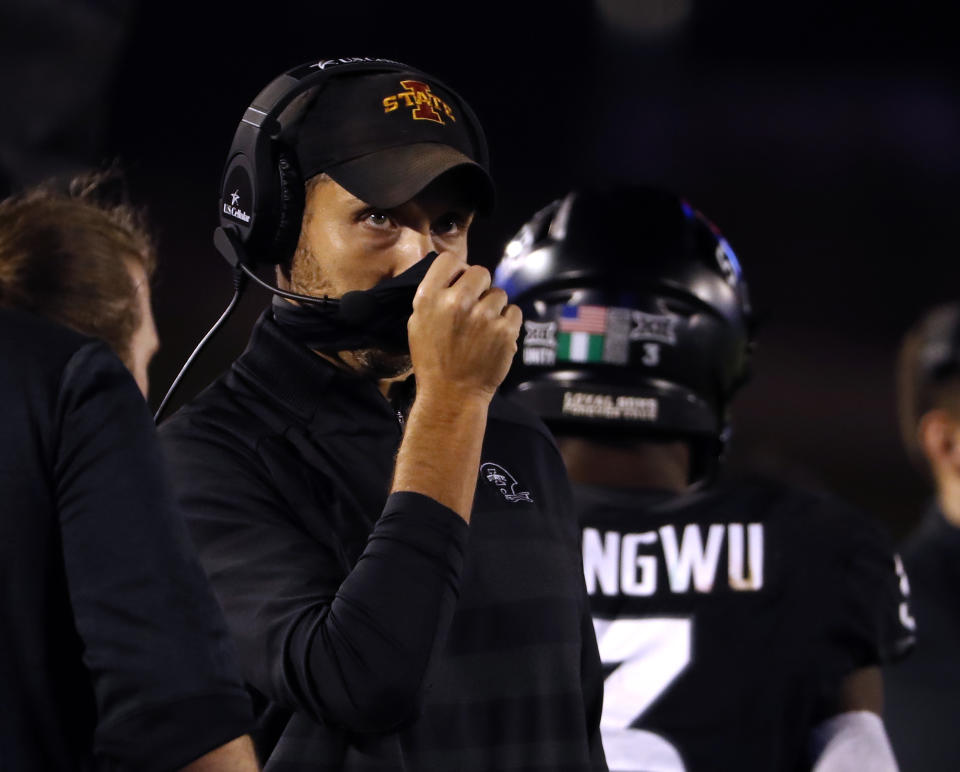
top-left (157, 57), bottom-right (605, 770)
top-left (0, 173), bottom-right (259, 770)
top-left (494, 184), bottom-right (915, 771)
top-left (884, 302), bottom-right (960, 771)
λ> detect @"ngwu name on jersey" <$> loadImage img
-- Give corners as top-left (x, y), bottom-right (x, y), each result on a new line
top-left (583, 522), bottom-right (764, 596)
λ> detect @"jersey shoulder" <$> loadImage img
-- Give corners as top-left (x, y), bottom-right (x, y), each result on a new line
top-left (708, 474), bottom-right (889, 543)
top-left (722, 476), bottom-right (916, 665)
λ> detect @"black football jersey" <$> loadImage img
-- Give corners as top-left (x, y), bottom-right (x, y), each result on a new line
top-left (884, 505), bottom-right (960, 772)
top-left (578, 476), bottom-right (914, 772)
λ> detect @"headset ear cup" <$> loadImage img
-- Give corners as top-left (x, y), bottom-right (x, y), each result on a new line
top-left (271, 151), bottom-right (305, 265)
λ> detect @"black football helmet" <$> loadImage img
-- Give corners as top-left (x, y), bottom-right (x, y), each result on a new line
top-left (493, 185), bottom-right (755, 459)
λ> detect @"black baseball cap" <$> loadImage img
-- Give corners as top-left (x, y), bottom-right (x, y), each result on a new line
top-left (291, 70), bottom-right (494, 213)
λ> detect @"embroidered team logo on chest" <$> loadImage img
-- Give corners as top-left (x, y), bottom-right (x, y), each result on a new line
top-left (480, 462), bottom-right (533, 503)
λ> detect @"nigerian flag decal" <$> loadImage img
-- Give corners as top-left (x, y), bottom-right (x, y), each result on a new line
top-left (556, 304), bottom-right (632, 364)
top-left (557, 330), bottom-right (604, 362)
top-left (555, 305), bottom-right (610, 363)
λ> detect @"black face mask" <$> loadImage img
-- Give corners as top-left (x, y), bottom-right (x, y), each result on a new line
top-left (272, 251), bottom-right (438, 352)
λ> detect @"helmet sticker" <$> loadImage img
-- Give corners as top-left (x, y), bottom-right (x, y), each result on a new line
top-left (629, 311), bottom-right (677, 345)
top-left (561, 392), bottom-right (659, 421)
top-left (522, 304), bottom-right (678, 367)
top-left (557, 305), bottom-right (630, 364)
top-left (522, 320), bottom-right (558, 365)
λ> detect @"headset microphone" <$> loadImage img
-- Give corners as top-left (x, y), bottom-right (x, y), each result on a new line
top-left (212, 225), bottom-right (395, 325)
top-left (338, 290), bottom-right (380, 325)
top-left (214, 224), bottom-right (341, 308)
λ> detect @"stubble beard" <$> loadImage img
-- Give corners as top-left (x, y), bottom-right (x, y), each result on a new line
top-left (347, 348), bottom-right (413, 381)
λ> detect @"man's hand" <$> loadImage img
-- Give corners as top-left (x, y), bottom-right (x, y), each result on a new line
top-left (392, 252), bottom-right (523, 521)
top-left (408, 252), bottom-right (522, 405)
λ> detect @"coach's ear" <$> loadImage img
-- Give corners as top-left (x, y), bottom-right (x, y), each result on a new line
top-left (918, 409), bottom-right (960, 475)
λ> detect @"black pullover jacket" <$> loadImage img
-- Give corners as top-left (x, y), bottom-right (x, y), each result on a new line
top-left (0, 308), bottom-right (252, 771)
top-left (159, 311), bottom-right (607, 771)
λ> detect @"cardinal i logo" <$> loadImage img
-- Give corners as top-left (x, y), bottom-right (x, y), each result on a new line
top-left (382, 80), bottom-right (456, 125)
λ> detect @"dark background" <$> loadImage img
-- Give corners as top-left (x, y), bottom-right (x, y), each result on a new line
top-left (2, 0), bottom-right (957, 541)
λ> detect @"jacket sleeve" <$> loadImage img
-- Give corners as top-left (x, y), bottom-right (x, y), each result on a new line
top-left (159, 415), bottom-right (469, 735)
top-left (54, 343), bottom-right (253, 771)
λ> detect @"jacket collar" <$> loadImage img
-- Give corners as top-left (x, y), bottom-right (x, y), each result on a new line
top-left (233, 309), bottom-right (399, 430)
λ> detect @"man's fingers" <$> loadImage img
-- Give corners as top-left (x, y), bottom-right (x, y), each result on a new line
top-left (477, 286), bottom-right (509, 316)
top-left (412, 257), bottom-right (519, 350)
top-left (501, 303), bottom-right (522, 328)
top-left (408, 256), bottom-right (523, 399)
top-left (449, 265), bottom-right (492, 300)
top-left (417, 262), bottom-right (493, 315)
top-left (415, 251), bottom-right (467, 301)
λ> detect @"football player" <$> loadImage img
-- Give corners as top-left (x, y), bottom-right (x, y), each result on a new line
top-left (884, 301), bottom-right (960, 771)
top-left (493, 185), bottom-right (915, 771)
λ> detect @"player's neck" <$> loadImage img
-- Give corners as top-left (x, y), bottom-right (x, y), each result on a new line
top-left (556, 435), bottom-right (690, 493)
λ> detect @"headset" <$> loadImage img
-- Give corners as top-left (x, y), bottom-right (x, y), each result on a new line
top-left (153, 57), bottom-right (489, 422)
top-left (213, 56), bottom-right (489, 279)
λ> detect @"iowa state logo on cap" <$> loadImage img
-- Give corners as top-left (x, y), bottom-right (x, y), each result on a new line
top-left (382, 80), bottom-right (456, 125)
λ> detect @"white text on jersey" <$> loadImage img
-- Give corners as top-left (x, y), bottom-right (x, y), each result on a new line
top-left (583, 523), bottom-right (765, 596)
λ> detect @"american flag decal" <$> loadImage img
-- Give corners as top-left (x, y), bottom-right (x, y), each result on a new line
top-left (559, 305), bottom-right (607, 334)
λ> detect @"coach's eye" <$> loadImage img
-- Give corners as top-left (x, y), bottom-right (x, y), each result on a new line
top-left (432, 211), bottom-right (471, 236)
top-left (433, 216), bottom-right (459, 235)
top-left (365, 211), bottom-right (391, 228)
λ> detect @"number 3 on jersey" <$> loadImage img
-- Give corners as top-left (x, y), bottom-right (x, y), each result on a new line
top-left (593, 617), bottom-right (692, 771)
